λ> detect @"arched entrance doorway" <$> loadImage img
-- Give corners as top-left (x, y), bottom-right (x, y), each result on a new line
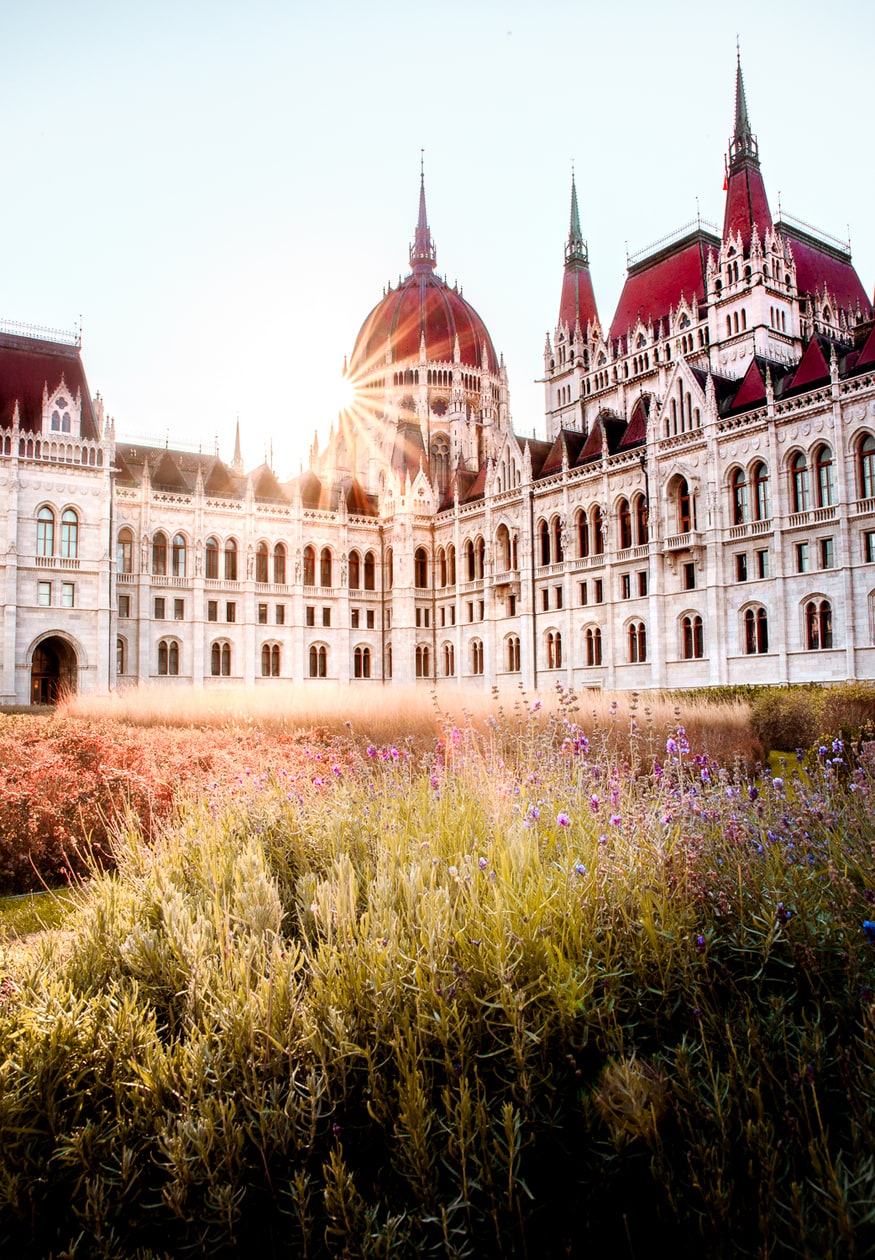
top-left (31, 636), bottom-right (78, 705)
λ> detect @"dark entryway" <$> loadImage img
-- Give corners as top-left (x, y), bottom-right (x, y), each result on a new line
top-left (30, 637), bottom-right (77, 705)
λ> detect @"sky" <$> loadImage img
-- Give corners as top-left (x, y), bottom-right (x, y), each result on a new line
top-left (2, 0), bottom-right (873, 478)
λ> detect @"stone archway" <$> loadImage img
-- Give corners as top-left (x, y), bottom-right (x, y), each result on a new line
top-left (30, 636), bottom-right (78, 705)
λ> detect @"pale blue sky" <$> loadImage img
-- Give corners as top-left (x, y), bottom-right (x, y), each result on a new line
top-left (2, 0), bottom-right (873, 474)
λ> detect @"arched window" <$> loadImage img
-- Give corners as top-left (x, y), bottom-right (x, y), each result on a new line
top-left (205, 537), bottom-right (219, 580)
top-left (303, 545), bottom-right (316, 586)
top-left (261, 644), bottom-right (271, 676)
top-left (309, 644), bottom-right (327, 678)
top-left (437, 547), bottom-right (447, 587)
top-left (628, 621), bottom-right (647, 663)
top-left (117, 528), bottom-right (133, 574)
top-left (577, 508), bottom-right (589, 557)
top-left (506, 635), bottom-right (520, 672)
top-left (260, 644), bottom-right (280, 677)
top-left (731, 469), bottom-right (748, 525)
top-left (470, 639), bottom-right (484, 675)
top-left (682, 615), bottom-right (704, 659)
top-left (385, 548), bottom-right (394, 589)
top-left (744, 607), bottom-right (769, 654)
top-left (443, 642), bottom-right (455, 676)
top-left (320, 547), bottom-right (333, 587)
top-left (552, 517), bottom-right (564, 562)
top-left (431, 435), bottom-right (450, 496)
top-left (539, 519), bottom-right (550, 565)
top-left (354, 645), bottom-right (371, 679)
top-left (791, 453), bottom-right (810, 513)
top-left (348, 550), bottom-right (361, 590)
top-left (585, 626), bottom-right (602, 666)
top-left (805, 600), bottom-right (833, 650)
top-left (59, 509), bottom-right (77, 559)
top-left (634, 494), bottom-right (649, 545)
top-left (476, 537), bottom-right (486, 578)
top-left (752, 462), bottom-right (770, 521)
top-left (158, 639), bottom-right (179, 676)
top-left (273, 542), bottom-right (286, 585)
top-left (224, 538), bottom-right (238, 581)
top-left (677, 479), bottom-right (693, 534)
top-left (152, 530), bottom-right (167, 575)
top-left (414, 547), bottom-right (429, 588)
top-left (37, 506), bottom-right (55, 557)
top-left (116, 637), bottom-right (126, 675)
top-left (465, 539), bottom-right (476, 580)
top-left (592, 506), bottom-right (604, 554)
top-left (859, 435), bottom-right (875, 501)
top-left (546, 630), bottom-right (562, 670)
top-left (618, 498), bottom-right (632, 549)
top-left (447, 545), bottom-right (456, 585)
top-left (172, 534), bottom-right (187, 579)
top-left (416, 644), bottom-right (431, 678)
top-left (496, 525), bottom-right (512, 572)
top-left (255, 542), bottom-right (269, 584)
top-left (814, 445), bottom-right (835, 507)
top-left (364, 551), bottom-right (376, 591)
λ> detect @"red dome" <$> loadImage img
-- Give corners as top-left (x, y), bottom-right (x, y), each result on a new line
top-left (349, 272), bottom-right (498, 377)
top-left (348, 177), bottom-right (498, 378)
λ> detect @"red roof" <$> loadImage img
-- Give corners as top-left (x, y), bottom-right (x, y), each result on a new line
top-left (788, 336), bottom-right (831, 392)
top-left (558, 264), bottom-right (598, 334)
top-left (350, 272), bottom-right (498, 377)
top-left (0, 333), bottom-right (99, 439)
top-left (855, 324), bottom-right (875, 369)
top-left (722, 163), bottom-right (772, 249)
top-left (729, 359), bottom-right (767, 411)
top-left (609, 235), bottom-right (713, 344)
top-left (779, 227), bottom-right (870, 315)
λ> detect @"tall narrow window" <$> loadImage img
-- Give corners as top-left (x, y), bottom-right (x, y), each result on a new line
top-left (577, 508), bottom-right (589, 558)
top-left (677, 480), bottom-right (693, 533)
top-left (791, 454), bottom-right (810, 513)
top-left (814, 446), bottom-right (835, 508)
top-left (320, 547), bottom-right (333, 587)
top-left (731, 469), bottom-right (748, 525)
top-left (58, 509), bottom-right (79, 559)
top-left (634, 494), bottom-right (649, 544)
top-left (348, 550), bottom-right (361, 590)
top-left (205, 537), bottom-right (219, 580)
top-left (37, 507), bottom-right (55, 557)
top-left (752, 463), bottom-right (770, 521)
top-left (172, 534), bottom-right (187, 578)
top-left (273, 543), bottom-right (286, 585)
top-left (364, 550), bottom-right (376, 590)
top-left (152, 531), bottom-right (167, 575)
top-left (744, 607), bottom-right (769, 654)
top-left (859, 435), bottom-right (875, 500)
top-left (592, 507), bottom-right (604, 555)
top-left (117, 528), bottom-right (133, 573)
top-left (618, 499), bottom-right (632, 549)
top-left (414, 547), bottom-right (428, 588)
top-left (303, 545), bottom-right (316, 586)
top-left (255, 542), bottom-right (269, 584)
top-left (224, 539), bottom-right (238, 581)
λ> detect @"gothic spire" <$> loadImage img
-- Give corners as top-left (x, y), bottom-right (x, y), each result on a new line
top-left (410, 154), bottom-right (437, 274)
top-left (729, 47), bottom-right (759, 171)
top-left (565, 171), bottom-right (588, 267)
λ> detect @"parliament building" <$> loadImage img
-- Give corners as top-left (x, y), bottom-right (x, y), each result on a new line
top-left (2, 60), bottom-right (874, 703)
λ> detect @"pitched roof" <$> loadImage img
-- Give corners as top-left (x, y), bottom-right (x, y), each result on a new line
top-left (0, 332), bottom-right (99, 439)
top-left (609, 231), bottom-right (717, 345)
top-left (778, 223), bottom-right (871, 315)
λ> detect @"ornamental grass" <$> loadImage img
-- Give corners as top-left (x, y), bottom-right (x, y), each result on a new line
top-left (1, 692), bottom-right (874, 1256)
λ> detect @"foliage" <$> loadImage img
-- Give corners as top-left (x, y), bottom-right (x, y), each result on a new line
top-left (1, 692), bottom-right (874, 1256)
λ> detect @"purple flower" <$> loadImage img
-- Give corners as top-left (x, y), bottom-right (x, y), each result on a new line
top-left (863, 921), bottom-right (875, 945)
top-left (666, 737), bottom-right (678, 757)
top-left (531, 700), bottom-right (542, 713)
top-left (478, 856), bottom-right (488, 870)
top-left (777, 902), bottom-right (792, 925)
top-left (527, 805), bottom-right (540, 823)
top-left (610, 813), bottom-right (621, 827)
top-left (696, 934), bottom-right (706, 954)
top-left (574, 862), bottom-right (587, 876)
top-left (557, 811), bottom-right (571, 827)
top-left (590, 794), bottom-right (600, 813)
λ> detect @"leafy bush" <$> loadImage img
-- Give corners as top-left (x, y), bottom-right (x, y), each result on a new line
top-left (750, 687), bottom-right (823, 756)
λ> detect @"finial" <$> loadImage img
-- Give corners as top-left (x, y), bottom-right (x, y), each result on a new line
top-left (410, 155), bottom-right (436, 272)
top-left (565, 166), bottom-right (587, 267)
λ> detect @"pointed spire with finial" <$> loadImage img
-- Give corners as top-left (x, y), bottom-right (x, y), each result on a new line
top-left (410, 150), bottom-right (437, 274)
top-left (232, 417), bottom-right (243, 473)
top-left (565, 168), bottom-right (587, 267)
top-left (722, 45), bottom-right (772, 247)
top-left (729, 41), bottom-right (759, 171)
top-left (557, 165), bottom-right (599, 334)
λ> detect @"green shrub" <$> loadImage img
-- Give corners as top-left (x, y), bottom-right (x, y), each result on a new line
top-left (749, 687), bottom-right (824, 756)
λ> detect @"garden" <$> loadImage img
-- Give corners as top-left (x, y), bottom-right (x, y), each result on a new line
top-left (1, 682), bottom-right (874, 1257)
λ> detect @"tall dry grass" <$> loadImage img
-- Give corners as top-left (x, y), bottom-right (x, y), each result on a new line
top-left (61, 684), bottom-right (760, 765)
